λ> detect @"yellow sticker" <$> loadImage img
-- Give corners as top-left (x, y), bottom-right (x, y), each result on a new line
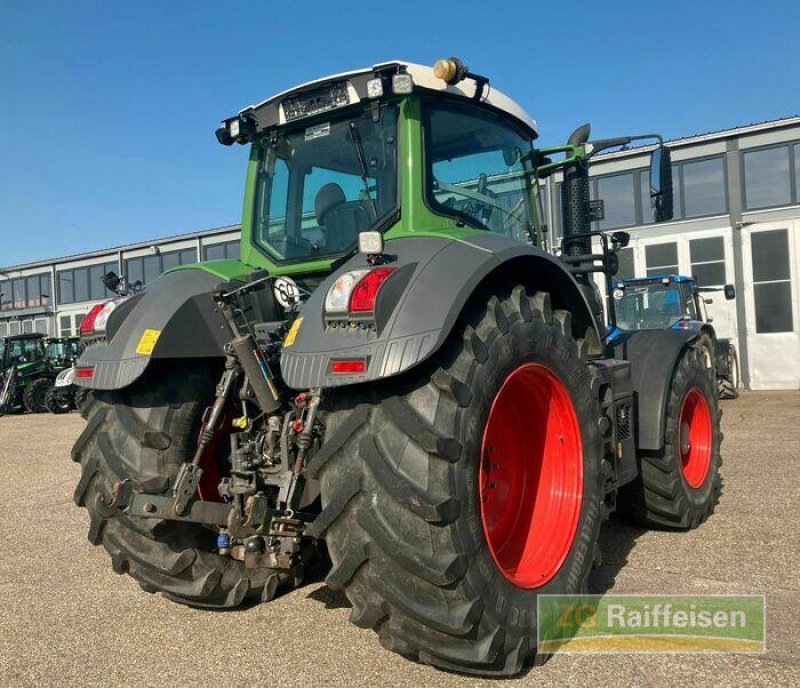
top-left (135, 329), bottom-right (162, 355)
top-left (284, 317), bottom-right (303, 348)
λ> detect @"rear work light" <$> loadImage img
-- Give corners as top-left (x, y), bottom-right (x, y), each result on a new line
top-left (325, 267), bottom-right (396, 316)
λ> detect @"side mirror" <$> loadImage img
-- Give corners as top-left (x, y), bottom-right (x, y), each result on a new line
top-left (724, 284), bottom-right (736, 300)
top-left (649, 145), bottom-right (673, 222)
top-left (607, 252), bottom-right (620, 276)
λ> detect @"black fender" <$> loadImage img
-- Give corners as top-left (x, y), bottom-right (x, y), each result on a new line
top-left (281, 233), bottom-right (601, 389)
top-left (76, 268), bottom-right (236, 390)
top-left (608, 329), bottom-right (699, 451)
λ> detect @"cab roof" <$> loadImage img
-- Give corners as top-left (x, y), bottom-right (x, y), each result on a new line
top-left (619, 274), bottom-right (695, 284)
top-left (226, 60), bottom-right (538, 140)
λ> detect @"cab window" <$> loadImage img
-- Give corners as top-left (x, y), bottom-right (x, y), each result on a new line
top-left (424, 100), bottom-right (535, 243)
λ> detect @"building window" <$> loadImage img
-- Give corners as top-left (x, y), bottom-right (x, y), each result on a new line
top-left (595, 172), bottom-right (636, 230)
top-left (203, 240), bottom-right (240, 261)
top-left (124, 248), bottom-right (196, 289)
top-left (57, 261), bottom-right (118, 305)
top-left (743, 144), bottom-right (794, 210)
top-left (0, 273), bottom-right (52, 312)
top-left (690, 236), bottom-right (726, 287)
top-left (59, 315), bottom-right (72, 336)
top-left (0, 322), bottom-right (7, 337)
top-left (751, 229), bottom-right (793, 333)
top-left (680, 157), bottom-right (727, 218)
top-left (794, 144), bottom-right (800, 202)
top-left (645, 242), bottom-right (679, 276)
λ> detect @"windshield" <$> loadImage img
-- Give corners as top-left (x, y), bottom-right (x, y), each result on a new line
top-left (424, 100), bottom-right (536, 243)
top-left (47, 340), bottom-right (65, 359)
top-left (615, 282), bottom-right (693, 330)
top-left (252, 104), bottom-right (399, 262)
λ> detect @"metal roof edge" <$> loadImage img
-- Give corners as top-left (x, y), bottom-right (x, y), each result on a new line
top-left (0, 223), bottom-right (242, 274)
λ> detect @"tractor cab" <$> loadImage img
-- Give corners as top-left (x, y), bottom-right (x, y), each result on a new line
top-left (611, 275), bottom-right (735, 334)
top-left (45, 336), bottom-right (83, 369)
top-left (212, 60), bottom-right (542, 285)
top-left (0, 333), bottom-right (46, 372)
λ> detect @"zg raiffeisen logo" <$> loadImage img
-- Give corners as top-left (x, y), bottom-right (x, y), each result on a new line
top-left (537, 595), bottom-right (765, 653)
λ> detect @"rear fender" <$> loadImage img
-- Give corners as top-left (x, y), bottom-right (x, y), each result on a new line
top-left (76, 268), bottom-right (242, 390)
top-left (608, 329), bottom-right (699, 451)
top-left (281, 233), bottom-right (601, 389)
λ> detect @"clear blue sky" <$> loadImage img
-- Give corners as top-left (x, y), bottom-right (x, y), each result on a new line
top-left (1, 0), bottom-right (797, 266)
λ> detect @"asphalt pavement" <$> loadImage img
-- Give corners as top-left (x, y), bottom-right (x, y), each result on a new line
top-left (1, 392), bottom-right (798, 687)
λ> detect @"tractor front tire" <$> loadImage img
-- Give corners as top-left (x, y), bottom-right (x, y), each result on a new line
top-left (45, 385), bottom-right (74, 414)
top-left (619, 347), bottom-right (722, 529)
top-left (313, 286), bottom-right (607, 676)
top-left (72, 363), bottom-right (293, 608)
top-left (23, 378), bottom-right (51, 413)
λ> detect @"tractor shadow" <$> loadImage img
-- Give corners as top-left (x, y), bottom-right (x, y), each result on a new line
top-left (589, 515), bottom-right (648, 593)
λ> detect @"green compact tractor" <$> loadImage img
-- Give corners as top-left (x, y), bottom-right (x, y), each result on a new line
top-left (72, 59), bottom-right (722, 675)
top-left (18, 336), bottom-right (83, 414)
top-left (0, 333), bottom-right (48, 415)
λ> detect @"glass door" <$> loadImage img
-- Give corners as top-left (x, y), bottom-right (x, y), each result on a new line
top-left (741, 221), bottom-right (800, 389)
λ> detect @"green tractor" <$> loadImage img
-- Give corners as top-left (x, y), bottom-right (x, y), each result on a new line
top-left (0, 333), bottom-right (79, 415)
top-left (72, 58), bottom-right (722, 675)
top-left (0, 333), bottom-right (49, 414)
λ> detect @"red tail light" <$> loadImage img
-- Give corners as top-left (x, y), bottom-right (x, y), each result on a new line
top-left (80, 303), bottom-right (106, 335)
top-left (349, 267), bottom-right (396, 313)
top-left (330, 359), bottom-right (367, 374)
top-left (76, 366), bottom-right (95, 378)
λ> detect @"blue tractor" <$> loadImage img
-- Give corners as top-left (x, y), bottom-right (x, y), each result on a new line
top-left (608, 274), bottom-right (740, 398)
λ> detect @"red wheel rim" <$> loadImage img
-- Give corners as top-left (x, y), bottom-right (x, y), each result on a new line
top-left (678, 388), bottom-right (712, 488)
top-left (479, 363), bottom-right (583, 588)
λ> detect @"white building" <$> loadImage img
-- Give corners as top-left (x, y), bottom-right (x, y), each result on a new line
top-left (0, 225), bottom-right (240, 338)
top-left (543, 115), bottom-right (800, 390)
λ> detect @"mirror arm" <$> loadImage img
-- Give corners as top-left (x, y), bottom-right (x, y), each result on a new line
top-left (586, 133), bottom-right (664, 159)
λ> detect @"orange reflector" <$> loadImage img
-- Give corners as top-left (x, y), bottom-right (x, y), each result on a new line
top-left (76, 367), bottom-right (95, 378)
top-left (330, 359), bottom-right (366, 374)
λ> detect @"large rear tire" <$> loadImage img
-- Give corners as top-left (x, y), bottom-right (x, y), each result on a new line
top-left (312, 286), bottom-right (607, 675)
top-left (23, 377), bottom-right (51, 413)
top-left (72, 362), bottom-right (292, 608)
top-left (74, 387), bottom-right (92, 416)
top-left (619, 347), bottom-right (722, 529)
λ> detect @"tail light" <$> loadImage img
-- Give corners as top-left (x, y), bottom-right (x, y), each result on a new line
top-left (80, 303), bottom-right (106, 335)
top-left (349, 268), bottom-right (396, 312)
top-left (325, 267), bottom-right (396, 316)
top-left (80, 298), bottom-right (125, 337)
top-left (330, 359), bottom-right (367, 374)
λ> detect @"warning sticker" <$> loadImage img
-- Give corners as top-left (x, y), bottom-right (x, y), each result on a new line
top-left (284, 317), bottom-right (303, 347)
top-left (304, 123), bottom-right (330, 141)
top-left (135, 329), bottom-right (162, 355)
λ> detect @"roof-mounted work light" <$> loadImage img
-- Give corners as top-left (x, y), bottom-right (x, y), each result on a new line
top-left (215, 113), bottom-right (257, 146)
